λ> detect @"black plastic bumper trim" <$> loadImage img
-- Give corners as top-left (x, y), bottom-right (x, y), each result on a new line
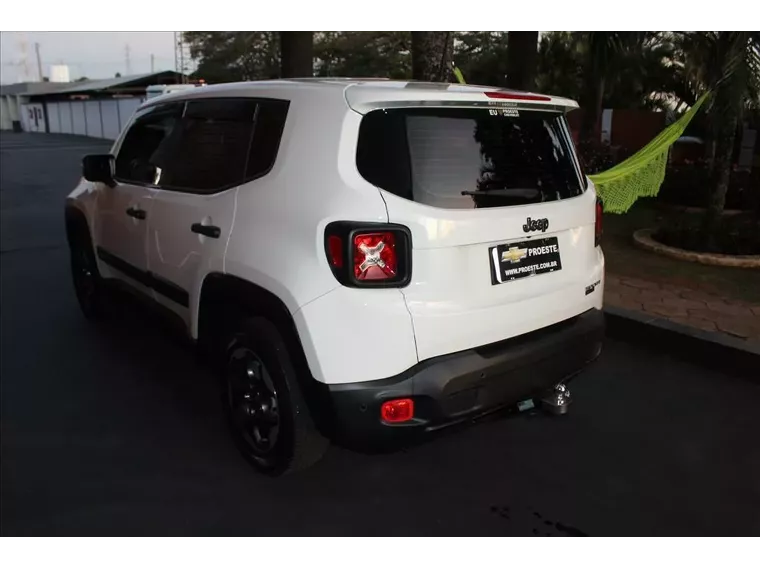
top-left (313, 308), bottom-right (605, 447)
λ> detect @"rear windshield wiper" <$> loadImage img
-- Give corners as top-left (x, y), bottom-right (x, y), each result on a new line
top-left (461, 188), bottom-right (541, 198)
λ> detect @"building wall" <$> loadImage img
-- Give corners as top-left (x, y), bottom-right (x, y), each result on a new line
top-left (0, 95), bottom-right (22, 131)
top-left (610, 109), bottom-right (666, 154)
top-left (0, 96), bottom-right (11, 130)
top-left (567, 107), bottom-right (666, 156)
top-left (32, 96), bottom-right (144, 140)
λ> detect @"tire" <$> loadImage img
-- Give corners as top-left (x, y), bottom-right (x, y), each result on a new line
top-left (68, 226), bottom-right (107, 321)
top-left (223, 316), bottom-right (328, 476)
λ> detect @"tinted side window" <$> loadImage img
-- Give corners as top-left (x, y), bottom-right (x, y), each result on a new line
top-left (114, 103), bottom-right (183, 185)
top-left (159, 99), bottom-right (257, 193)
top-left (246, 100), bottom-right (290, 179)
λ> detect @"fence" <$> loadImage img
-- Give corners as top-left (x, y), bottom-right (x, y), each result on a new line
top-left (24, 98), bottom-right (145, 141)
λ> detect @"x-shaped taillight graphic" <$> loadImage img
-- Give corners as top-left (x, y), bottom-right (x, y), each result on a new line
top-left (358, 241), bottom-right (386, 273)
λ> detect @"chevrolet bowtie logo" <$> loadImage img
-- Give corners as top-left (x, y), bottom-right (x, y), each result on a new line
top-left (501, 246), bottom-right (527, 264)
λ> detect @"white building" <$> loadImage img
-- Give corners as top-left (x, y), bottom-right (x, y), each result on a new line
top-left (1, 70), bottom-right (186, 136)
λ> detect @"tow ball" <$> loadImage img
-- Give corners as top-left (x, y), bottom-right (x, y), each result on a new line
top-left (539, 383), bottom-right (572, 416)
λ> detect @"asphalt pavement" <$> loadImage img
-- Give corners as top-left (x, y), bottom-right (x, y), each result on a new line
top-left (2, 132), bottom-right (759, 536)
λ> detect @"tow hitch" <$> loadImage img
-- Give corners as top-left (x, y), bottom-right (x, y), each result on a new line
top-left (538, 383), bottom-right (572, 416)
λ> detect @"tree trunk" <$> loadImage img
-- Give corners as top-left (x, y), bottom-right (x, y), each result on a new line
top-left (701, 107), bottom-right (738, 250)
top-left (580, 75), bottom-right (605, 145)
top-left (506, 31), bottom-right (538, 91)
top-left (280, 32), bottom-right (313, 78)
top-left (411, 32), bottom-right (453, 82)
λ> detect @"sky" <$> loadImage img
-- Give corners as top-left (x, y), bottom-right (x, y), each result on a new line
top-left (0, 24), bottom-right (551, 84)
top-left (0, 32), bottom-right (179, 84)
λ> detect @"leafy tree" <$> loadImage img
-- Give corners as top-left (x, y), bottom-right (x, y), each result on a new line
top-left (535, 32), bottom-right (584, 99)
top-left (453, 32), bottom-right (509, 86)
top-left (671, 32), bottom-right (760, 248)
top-left (411, 32), bottom-right (453, 81)
top-left (184, 32), bottom-right (280, 82)
top-left (315, 32), bottom-right (411, 78)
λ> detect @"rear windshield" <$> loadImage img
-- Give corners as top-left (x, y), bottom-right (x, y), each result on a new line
top-left (356, 107), bottom-right (585, 209)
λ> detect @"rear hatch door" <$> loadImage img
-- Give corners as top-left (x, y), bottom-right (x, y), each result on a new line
top-left (351, 87), bottom-right (602, 361)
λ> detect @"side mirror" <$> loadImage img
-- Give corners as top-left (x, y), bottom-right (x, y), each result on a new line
top-left (82, 154), bottom-right (115, 187)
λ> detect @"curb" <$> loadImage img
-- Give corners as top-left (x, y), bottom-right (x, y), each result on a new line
top-left (604, 305), bottom-right (760, 382)
top-left (633, 228), bottom-right (760, 268)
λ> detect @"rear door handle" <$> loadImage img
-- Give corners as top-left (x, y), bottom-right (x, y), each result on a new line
top-left (191, 223), bottom-right (221, 239)
top-left (126, 206), bottom-right (146, 220)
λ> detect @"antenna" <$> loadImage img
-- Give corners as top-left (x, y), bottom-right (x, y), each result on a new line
top-left (174, 32), bottom-right (193, 83)
top-left (35, 42), bottom-right (43, 81)
top-left (125, 44), bottom-right (132, 75)
top-left (19, 37), bottom-right (31, 82)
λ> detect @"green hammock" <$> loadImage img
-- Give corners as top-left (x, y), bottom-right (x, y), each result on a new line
top-left (589, 91), bottom-right (710, 213)
top-left (452, 66), bottom-right (709, 214)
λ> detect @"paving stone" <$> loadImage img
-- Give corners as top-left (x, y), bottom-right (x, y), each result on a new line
top-left (609, 296), bottom-right (644, 312)
top-left (661, 283), bottom-right (695, 294)
top-left (680, 290), bottom-right (721, 303)
top-left (638, 289), bottom-right (681, 303)
top-left (714, 318), bottom-right (760, 339)
top-left (604, 291), bottom-right (622, 305)
top-left (603, 271), bottom-right (760, 345)
top-left (705, 301), bottom-right (755, 317)
top-left (660, 297), bottom-right (708, 311)
top-left (620, 277), bottom-right (661, 290)
top-left (668, 316), bottom-right (718, 332)
top-left (644, 303), bottom-right (689, 318)
top-left (688, 308), bottom-right (732, 321)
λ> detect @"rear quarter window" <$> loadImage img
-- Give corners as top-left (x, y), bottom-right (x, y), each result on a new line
top-left (357, 107), bottom-right (585, 209)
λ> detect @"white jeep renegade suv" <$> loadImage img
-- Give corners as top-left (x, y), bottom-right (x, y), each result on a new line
top-left (65, 78), bottom-right (605, 475)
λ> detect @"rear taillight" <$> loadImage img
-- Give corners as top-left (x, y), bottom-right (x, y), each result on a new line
top-left (353, 232), bottom-right (397, 280)
top-left (324, 222), bottom-right (411, 288)
top-left (327, 235), bottom-right (343, 268)
top-left (484, 91), bottom-right (551, 101)
top-left (595, 199), bottom-right (603, 247)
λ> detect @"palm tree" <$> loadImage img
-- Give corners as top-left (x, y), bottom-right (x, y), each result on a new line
top-left (506, 32), bottom-right (539, 91)
top-left (536, 32), bottom-right (677, 110)
top-left (673, 32), bottom-right (760, 248)
top-left (535, 32), bottom-right (584, 99)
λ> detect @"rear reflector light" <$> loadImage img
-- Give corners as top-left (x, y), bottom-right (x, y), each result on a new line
top-left (595, 199), bottom-right (603, 247)
top-left (327, 235), bottom-right (343, 268)
top-left (353, 232), bottom-right (397, 280)
top-left (484, 91), bottom-right (552, 101)
top-left (381, 399), bottom-right (414, 423)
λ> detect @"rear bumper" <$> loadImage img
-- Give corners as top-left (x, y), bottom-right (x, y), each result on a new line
top-left (316, 308), bottom-right (605, 447)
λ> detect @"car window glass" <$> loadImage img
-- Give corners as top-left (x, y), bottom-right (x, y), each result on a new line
top-left (114, 103), bottom-right (183, 185)
top-left (246, 100), bottom-right (290, 179)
